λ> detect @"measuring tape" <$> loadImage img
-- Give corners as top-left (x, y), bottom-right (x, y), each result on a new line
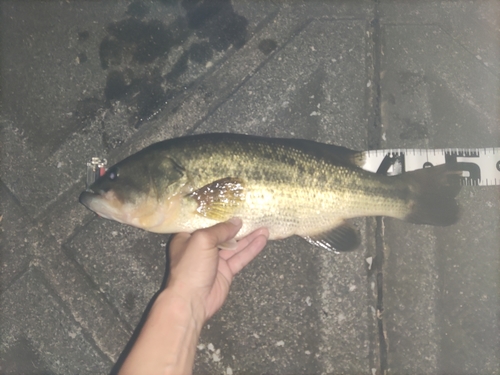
top-left (86, 148), bottom-right (500, 189)
top-left (361, 148), bottom-right (500, 186)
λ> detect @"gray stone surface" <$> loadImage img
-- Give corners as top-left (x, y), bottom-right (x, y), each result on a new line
top-left (65, 219), bottom-right (167, 327)
top-left (0, 269), bottom-right (112, 374)
top-left (382, 191), bottom-right (500, 375)
top-left (380, 3), bottom-right (500, 374)
top-left (435, 190), bottom-right (499, 375)
top-left (0, 1), bottom-right (498, 374)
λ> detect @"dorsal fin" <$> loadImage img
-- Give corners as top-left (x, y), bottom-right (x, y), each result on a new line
top-left (150, 133), bottom-right (365, 168)
top-left (276, 138), bottom-right (365, 167)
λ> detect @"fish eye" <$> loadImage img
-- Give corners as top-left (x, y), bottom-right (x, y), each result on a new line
top-left (108, 168), bottom-right (119, 181)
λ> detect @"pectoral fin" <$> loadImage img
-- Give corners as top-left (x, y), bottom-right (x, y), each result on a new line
top-left (189, 178), bottom-right (246, 221)
top-left (303, 222), bottom-right (361, 252)
top-left (218, 238), bottom-right (238, 250)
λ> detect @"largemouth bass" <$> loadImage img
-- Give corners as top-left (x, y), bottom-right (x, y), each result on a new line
top-left (79, 133), bottom-right (461, 251)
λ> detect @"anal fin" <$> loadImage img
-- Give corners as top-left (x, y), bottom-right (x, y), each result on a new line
top-left (303, 222), bottom-right (361, 252)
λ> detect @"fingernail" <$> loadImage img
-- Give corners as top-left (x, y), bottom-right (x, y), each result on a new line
top-left (228, 217), bottom-right (242, 226)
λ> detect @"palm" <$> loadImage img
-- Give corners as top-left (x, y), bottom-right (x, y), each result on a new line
top-left (203, 229), bottom-right (268, 320)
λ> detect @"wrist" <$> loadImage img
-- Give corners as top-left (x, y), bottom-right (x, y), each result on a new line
top-left (118, 287), bottom-right (206, 375)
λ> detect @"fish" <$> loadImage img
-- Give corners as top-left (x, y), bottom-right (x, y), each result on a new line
top-left (79, 133), bottom-right (462, 251)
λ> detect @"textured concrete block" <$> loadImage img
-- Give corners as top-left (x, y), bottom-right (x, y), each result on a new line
top-left (380, 11), bottom-right (499, 374)
top-left (0, 269), bottom-right (111, 374)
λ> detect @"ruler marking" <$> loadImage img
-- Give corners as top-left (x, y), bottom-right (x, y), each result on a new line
top-left (361, 147), bottom-right (499, 186)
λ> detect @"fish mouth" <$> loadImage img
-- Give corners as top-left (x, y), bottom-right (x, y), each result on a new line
top-left (79, 189), bottom-right (124, 221)
top-left (79, 190), bottom-right (98, 210)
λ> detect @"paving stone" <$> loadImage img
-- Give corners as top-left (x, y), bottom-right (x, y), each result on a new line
top-left (382, 221), bottom-right (441, 373)
top-left (193, 234), bottom-right (374, 375)
top-left (64, 218), bottom-right (167, 327)
top-left (435, 189), bottom-right (499, 375)
top-left (31, 231), bottom-right (133, 362)
top-left (380, 24), bottom-right (498, 149)
top-left (380, 0), bottom-right (500, 73)
top-left (194, 237), bottom-right (325, 374)
top-left (195, 19), bottom-right (369, 148)
top-left (0, 269), bottom-right (111, 374)
top-left (0, 151), bottom-right (132, 364)
top-left (0, 338), bottom-right (52, 375)
top-left (0, 1), bottom-right (124, 159)
top-left (380, 10), bottom-right (500, 374)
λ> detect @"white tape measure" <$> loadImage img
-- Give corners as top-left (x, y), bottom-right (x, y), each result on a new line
top-left (361, 148), bottom-right (500, 186)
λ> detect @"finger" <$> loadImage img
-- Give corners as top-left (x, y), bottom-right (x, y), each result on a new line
top-left (226, 234), bottom-right (268, 275)
top-left (219, 227), bottom-right (269, 260)
top-left (189, 218), bottom-right (243, 251)
top-left (235, 227), bottom-right (269, 251)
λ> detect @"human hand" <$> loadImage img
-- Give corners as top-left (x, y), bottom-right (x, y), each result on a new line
top-left (118, 220), bottom-right (268, 375)
top-left (166, 218), bottom-right (269, 323)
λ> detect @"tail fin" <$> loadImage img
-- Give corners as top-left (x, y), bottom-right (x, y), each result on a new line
top-left (400, 164), bottom-right (462, 226)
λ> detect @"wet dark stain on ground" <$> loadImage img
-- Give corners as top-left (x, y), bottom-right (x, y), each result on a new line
top-left (0, 338), bottom-right (50, 374)
top-left (74, 97), bottom-right (102, 125)
top-left (126, 0), bottom-right (150, 18)
top-left (258, 39), bottom-right (277, 55)
top-left (84, 0), bottom-right (248, 148)
top-left (101, 18), bottom-right (176, 66)
top-left (78, 30), bottom-right (90, 42)
top-left (189, 41), bottom-right (213, 64)
top-left (183, 0), bottom-right (247, 51)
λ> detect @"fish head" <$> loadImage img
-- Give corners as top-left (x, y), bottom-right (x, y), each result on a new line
top-left (79, 149), bottom-right (188, 232)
